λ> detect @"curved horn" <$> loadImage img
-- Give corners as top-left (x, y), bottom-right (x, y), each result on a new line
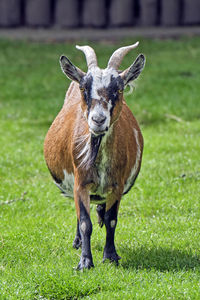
top-left (76, 45), bottom-right (98, 69)
top-left (107, 41), bottom-right (139, 70)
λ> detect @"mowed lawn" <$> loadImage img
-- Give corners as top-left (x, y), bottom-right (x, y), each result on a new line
top-left (0, 37), bottom-right (200, 299)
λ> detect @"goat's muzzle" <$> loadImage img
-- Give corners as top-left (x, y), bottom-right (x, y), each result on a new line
top-left (88, 110), bottom-right (109, 136)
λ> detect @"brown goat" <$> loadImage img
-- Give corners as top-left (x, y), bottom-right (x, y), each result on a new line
top-left (44, 42), bottom-right (145, 269)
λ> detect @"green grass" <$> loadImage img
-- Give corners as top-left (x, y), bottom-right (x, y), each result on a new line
top-left (0, 37), bottom-right (200, 299)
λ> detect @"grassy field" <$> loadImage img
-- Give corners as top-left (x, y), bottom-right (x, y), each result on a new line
top-left (0, 37), bottom-right (200, 299)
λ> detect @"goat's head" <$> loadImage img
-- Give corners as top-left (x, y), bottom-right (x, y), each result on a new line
top-left (60, 42), bottom-right (145, 136)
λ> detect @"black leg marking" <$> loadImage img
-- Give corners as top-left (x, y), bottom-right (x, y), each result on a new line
top-left (103, 201), bottom-right (121, 264)
top-left (77, 200), bottom-right (94, 270)
top-left (73, 219), bottom-right (82, 249)
top-left (96, 204), bottom-right (106, 228)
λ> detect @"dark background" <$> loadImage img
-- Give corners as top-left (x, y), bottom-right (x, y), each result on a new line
top-left (0, 0), bottom-right (200, 29)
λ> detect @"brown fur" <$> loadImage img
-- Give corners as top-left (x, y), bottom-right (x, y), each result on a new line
top-left (44, 81), bottom-right (143, 216)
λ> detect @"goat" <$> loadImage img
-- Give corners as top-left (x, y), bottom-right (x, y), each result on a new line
top-left (44, 42), bottom-right (145, 270)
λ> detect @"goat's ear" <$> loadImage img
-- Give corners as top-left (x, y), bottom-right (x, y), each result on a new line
top-left (120, 54), bottom-right (145, 86)
top-left (60, 55), bottom-right (85, 83)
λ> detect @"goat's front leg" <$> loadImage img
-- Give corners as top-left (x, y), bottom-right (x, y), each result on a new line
top-left (103, 199), bottom-right (121, 264)
top-left (74, 181), bottom-right (94, 270)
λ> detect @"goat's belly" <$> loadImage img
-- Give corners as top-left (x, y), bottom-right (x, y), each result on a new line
top-left (54, 169), bottom-right (74, 198)
top-left (123, 128), bottom-right (142, 194)
top-left (123, 170), bottom-right (137, 195)
top-left (89, 174), bottom-right (110, 204)
top-left (90, 194), bottom-right (107, 204)
top-left (54, 169), bottom-right (107, 204)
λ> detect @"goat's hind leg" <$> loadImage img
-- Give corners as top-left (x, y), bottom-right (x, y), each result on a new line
top-left (96, 203), bottom-right (106, 227)
top-left (73, 219), bottom-right (82, 249)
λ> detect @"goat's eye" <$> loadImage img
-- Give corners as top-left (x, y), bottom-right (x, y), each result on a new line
top-left (80, 87), bottom-right (85, 92)
top-left (118, 89), bottom-right (123, 94)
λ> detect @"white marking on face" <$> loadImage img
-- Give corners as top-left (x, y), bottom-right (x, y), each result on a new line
top-left (86, 67), bottom-right (119, 135)
top-left (102, 68), bottom-right (119, 86)
top-left (80, 221), bottom-right (86, 234)
top-left (89, 67), bottom-right (119, 100)
top-left (110, 220), bottom-right (116, 228)
top-left (123, 128), bottom-right (141, 194)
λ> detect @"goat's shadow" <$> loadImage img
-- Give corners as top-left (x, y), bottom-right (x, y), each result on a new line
top-left (118, 245), bottom-right (200, 272)
top-left (95, 243), bottom-right (200, 272)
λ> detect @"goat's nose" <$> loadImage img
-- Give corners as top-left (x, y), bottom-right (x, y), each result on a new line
top-left (92, 114), bottom-right (106, 125)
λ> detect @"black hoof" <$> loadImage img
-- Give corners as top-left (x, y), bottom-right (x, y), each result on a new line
top-left (77, 256), bottom-right (94, 270)
top-left (103, 251), bottom-right (121, 265)
top-left (73, 236), bottom-right (82, 249)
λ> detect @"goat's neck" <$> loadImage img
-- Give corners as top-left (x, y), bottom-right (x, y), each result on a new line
top-left (76, 124), bottom-right (114, 171)
top-left (90, 134), bottom-right (103, 165)
top-left (94, 125), bottom-right (114, 164)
